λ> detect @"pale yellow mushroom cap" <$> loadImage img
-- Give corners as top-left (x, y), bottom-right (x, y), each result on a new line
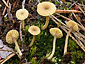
top-left (6, 30), bottom-right (19, 44)
top-left (16, 9), bottom-right (29, 20)
top-left (67, 20), bottom-right (78, 31)
top-left (50, 28), bottom-right (63, 38)
top-left (37, 2), bottom-right (56, 16)
top-left (28, 26), bottom-right (41, 35)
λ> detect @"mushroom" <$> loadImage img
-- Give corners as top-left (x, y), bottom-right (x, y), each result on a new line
top-left (64, 20), bottom-right (78, 55)
top-left (6, 30), bottom-right (22, 58)
top-left (48, 28), bottom-right (63, 59)
top-left (28, 26), bottom-right (41, 47)
top-left (16, 9), bottom-right (29, 30)
top-left (37, 2), bottom-right (56, 30)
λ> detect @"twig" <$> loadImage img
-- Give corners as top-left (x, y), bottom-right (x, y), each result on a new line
top-left (72, 1), bottom-right (77, 6)
top-left (75, 36), bottom-right (85, 50)
top-left (60, 24), bottom-right (85, 43)
top-left (58, 22), bottom-right (85, 43)
top-left (0, 59), bottom-right (4, 63)
top-left (7, 3), bottom-right (13, 20)
top-left (50, 15), bottom-right (66, 26)
top-left (61, 25), bottom-right (85, 43)
top-left (2, 0), bottom-right (9, 8)
top-left (73, 32), bottom-right (85, 43)
top-left (50, 16), bottom-right (85, 52)
top-left (75, 4), bottom-right (85, 16)
top-left (56, 13), bottom-right (71, 21)
top-left (0, 49), bottom-right (14, 52)
top-left (2, 0), bottom-right (9, 15)
top-left (81, 2), bottom-right (85, 11)
top-left (1, 52), bottom-right (17, 64)
top-left (51, 14), bottom-right (85, 39)
top-left (56, 10), bottom-right (81, 13)
top-left (72, 12), bottom-right (84, 26)
top-left (61, 26), bottom-right (85, 52)
top-left (76, 31), bottom-right (85, 39)
top-left (0, 24), bottom-right (6, 27)
top-left (55, 13), bottom-right (85, 31)
top-left (19, 21), bottom-right (23, 48)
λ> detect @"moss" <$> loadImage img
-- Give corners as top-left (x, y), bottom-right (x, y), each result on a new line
top-left (68, 38), bottom-right (85, 64)
top-left (1, 0), bottom-right (84, 64)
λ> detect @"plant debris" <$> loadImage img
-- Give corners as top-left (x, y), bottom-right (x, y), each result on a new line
top-left (0, 0), bottom-right (85, 64)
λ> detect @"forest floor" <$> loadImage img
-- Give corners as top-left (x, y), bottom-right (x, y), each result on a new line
top-left (0, 0), bottom-right (85, 64)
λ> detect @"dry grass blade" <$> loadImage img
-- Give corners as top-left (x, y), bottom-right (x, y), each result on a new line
top-left (2, 0), bottom-right (9, 15)
top-left (1, 52), bottom-right (17, 64)
top-left (0, 49), bottom-right (14, 52)
top-left (72, 12), bottom-right (84, 26)
top-left (56, 10), bottom-right (81, 13)
top-left (0, 59), bottom-right (4, 63)
top-left (63, 26), bottom-right (85, 43)
top-left (60, 26), bottom-right (85, 52)
top-left (59, 25), bottom-right (85, 43)
top-left (76, 32), bottom-right (85, 39)
top-left (55, 13), bottom-right (85, 31)
top-left (60, 24), bottom-right (85, 43)
top-left (19, 21), bottom-right (23, 48)
top-left (2, 0), bottom-right (9, 8)
top-left (50, 16), bottom-right (85, 52)
top-left (0, 24), bottom-right (6, 27)
top-left (51, 15), bottom-right (85, 40)
top-left (75, 4), bottom-right (85, 16)
top-left (56, 13), bottom-right (71, 21)
top-left (72, 32), bottom-right (85, 43)
top-left (50, 15), bottom-right (66, 26)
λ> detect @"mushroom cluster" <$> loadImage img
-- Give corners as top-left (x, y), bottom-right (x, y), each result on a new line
top-left (2, 1), bottom-right (82, 64)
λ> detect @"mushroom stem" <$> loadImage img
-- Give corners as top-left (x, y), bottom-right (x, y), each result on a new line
top-left (47, 36), bottom-right (56, 59)
top-left (29, 35), bottom-right (35, 47)
top-left (22, 20), bottom-right (25, 30)
top-left (12, 38), bottom-right (22, 57)
top-left (41, 16), bottom-right (49, 30)
top-left (64, 28), bottom-right (72, 55)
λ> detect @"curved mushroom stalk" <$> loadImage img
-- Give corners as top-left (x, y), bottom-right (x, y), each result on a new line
top-left (37, 2), bottom-right (56, 30)
top-left (28, 26), bottom-right (41, 47)
top-left (41, 16), bottom-right (49, 30)
top-left (29, 35), bottom-right (35, 47)
top-left (64, 28), bottom-right (72, 55)
top-left (47, 36), bottom-right (56, 59)
top-left (12, 38), bottom-right (22, 57)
